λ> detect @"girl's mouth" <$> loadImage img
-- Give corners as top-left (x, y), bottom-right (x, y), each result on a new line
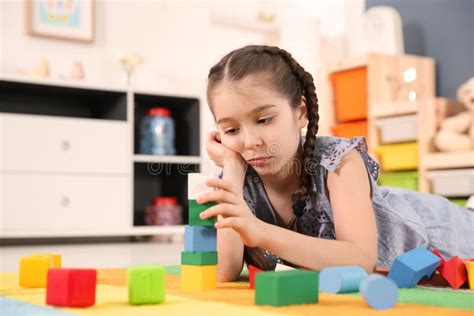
top-left (247, 157), bottom-right (271, 167)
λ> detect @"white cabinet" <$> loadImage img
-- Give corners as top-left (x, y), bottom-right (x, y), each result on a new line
top-left (0, 173), bottom-right (129, 233)
top-left (0, 75), bottom-right (201, 238)
top-left (0, 114), bottom-right (129, 174)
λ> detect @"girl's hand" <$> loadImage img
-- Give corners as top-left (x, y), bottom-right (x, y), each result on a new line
top-left (206, 131), bottom-right (242, 168)
top-left (197, 178), bottom-right (266, 248)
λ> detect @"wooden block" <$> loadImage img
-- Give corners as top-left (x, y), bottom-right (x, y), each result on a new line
top-left (187, 173), bottom-right (214, 200)
top-left (320, 266), bottom-right (368, 294)
top-left (249, 265), bottom-right (263, 289)
top-left (431, 249), bottom-right (446, 268)
top-left (387, 247), bottom-right (440, 288)
top-left (181, 265), bottom-right (217, 291)
top-left (19, 254), bottom-right (61, 288)
top-left (128, 265), bottom-right (165, 305)
top-left (438, 256), bottom-right (467, 289)
top-left (181, 251), bottom-right (217, 266)
top-left (466, 261), bottom-right (474, 290)
top-left (46, 268), bottom-right (96, 307)
top-left (188, 200), bottom-right (216, 226)
top-left (184, 225), bottom-right (216, 252)
top-left (255, 270), bottom-right (319, 307)
top-left (360, 274), bottom-right (399, 310)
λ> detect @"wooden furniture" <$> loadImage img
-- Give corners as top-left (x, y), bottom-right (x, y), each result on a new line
top-left (0, 74), bottom-right (201, 238)
top-left (417, 98), bottom-right (474, 194)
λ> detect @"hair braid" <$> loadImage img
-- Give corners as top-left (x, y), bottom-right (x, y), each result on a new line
top-left (254, 46), bottom-right (320, 216)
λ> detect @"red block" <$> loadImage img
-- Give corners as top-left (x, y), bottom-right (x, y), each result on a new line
top-left (248, 265), bottom-right (263, 289)
top-left (46, 268), bottom-right (97, 307)
top-left (431, 249), bottom-right (446, 268)
top-left (438, 256), bottom-right (467, 289)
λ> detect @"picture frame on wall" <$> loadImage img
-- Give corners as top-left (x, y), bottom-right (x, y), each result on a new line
top-left (25, 0), bottom-right (94, 42)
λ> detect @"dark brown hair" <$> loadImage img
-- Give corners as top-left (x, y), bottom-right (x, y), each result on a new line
top-left (207, 45), bottom-right (320, 217)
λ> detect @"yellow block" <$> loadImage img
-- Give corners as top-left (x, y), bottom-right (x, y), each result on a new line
top-left (466, 261), bottom-right (474, 290)
top-left (375, 142), bottom-right (418, 171)
top-left (181, 265), bottom-right (216, 291)
top-left (19, 253), bottom-right (61, 288)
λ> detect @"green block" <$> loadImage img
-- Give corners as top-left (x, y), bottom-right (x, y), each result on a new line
top-left (181, 251), bottom-right (218, 265)
top-left (128, 265), bottom-right (165, 305)
top-left (255, 270), bottom-right (319, 307)
top-left (188, 199), bottom-right (216, 226)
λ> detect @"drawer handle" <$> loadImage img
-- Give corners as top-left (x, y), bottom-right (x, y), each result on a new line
top-left (60, 196), bottom-right (70, 207)
top-left (60, 140), bottom-right (71, 151)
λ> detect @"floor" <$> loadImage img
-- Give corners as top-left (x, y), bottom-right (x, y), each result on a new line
top-left (0, 238), bottom-right (183, 273)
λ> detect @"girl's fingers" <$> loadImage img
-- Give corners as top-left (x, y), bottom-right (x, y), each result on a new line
top-left (197, 190), bottom-right (238, 205)
top-left (205, 178), bottom-right (235, 193)
top-left (215, 217), bottom-right (241, 230)
top-left (200, 203), bottom-right (240, 219)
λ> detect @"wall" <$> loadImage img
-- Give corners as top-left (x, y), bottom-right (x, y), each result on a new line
top-left (0, 0), bottom-right (364, 170)
top-left (366, 0), bottom-right (474, 99)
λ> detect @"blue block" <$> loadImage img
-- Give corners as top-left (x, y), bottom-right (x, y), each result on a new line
top-left (387, 247), bottom-right (441, 288)
top-left (184, 225), bottom-right (216, 252)
top-left (360, 274), bottom-right (399, 310)
top-left (319, 266), bottom-right (368, 294)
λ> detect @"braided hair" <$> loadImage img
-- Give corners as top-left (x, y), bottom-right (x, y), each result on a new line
top-left (207, 45), bottom-right (320, 217)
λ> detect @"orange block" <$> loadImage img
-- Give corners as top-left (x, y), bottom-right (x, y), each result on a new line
top-left (19, 254), bottom-right (61, 288)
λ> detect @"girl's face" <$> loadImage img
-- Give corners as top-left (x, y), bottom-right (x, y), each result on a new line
top-left (210, 74), bottom-right (308, 176)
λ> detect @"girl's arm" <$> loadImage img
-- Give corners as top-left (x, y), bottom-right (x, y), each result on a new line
top-left (216, 159), bottom-right (247, 282)
top-left (259, 149), bottom-right (378, 272)
top-left (200, 149), bottom-right (377, 273)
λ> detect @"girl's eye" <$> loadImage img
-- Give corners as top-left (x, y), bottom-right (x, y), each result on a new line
top-left (258, 116), bottom-right (273, 124)
top-left (224, 128), bottom-right (239, 135)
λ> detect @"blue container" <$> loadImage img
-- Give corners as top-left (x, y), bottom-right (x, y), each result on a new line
top-left (139, 107), bottom-right (176, 155)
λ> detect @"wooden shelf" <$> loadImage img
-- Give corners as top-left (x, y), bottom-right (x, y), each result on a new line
top-left (421, 151), bottom-right (474, 170)
top-left (134, 155), bottom-right (201, 165)
top-left (370, 101), bottom-right (419, 119)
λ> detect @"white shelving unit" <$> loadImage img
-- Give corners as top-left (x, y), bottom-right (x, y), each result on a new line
top-left (0, 74), bottom-right (201, 239)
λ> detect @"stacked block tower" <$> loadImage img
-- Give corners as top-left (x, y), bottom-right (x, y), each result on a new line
top-left (181, 173), bottom-right (218, 291)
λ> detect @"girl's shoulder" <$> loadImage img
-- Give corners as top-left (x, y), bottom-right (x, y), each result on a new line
top-left (313, 136), bottom-right (379, 181)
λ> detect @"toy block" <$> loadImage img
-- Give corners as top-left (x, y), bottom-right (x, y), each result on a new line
top-left (275, 263), bottom-right (295, 271)
top-left (387, 247), bottom-right (441, 288)
top-left (188, 173), bottom-right (217, 226)
top-left (181, 251), bottom-right (218, 266)
top-left (466, 261), bottom-right (474, 290)
top-left (188, 173), bottom-right (214, 200)
top-left (46, 269), bottom-right (96, 307)
top-left (188, 200), bottom-right (216, 226)
top-left (431, 249), bottom-right (446, 268)
top-left (438, 256), bottom-right (467, 289)
top-left (359, 274), bottom-right (399, 310)
top-left (320, 266), bottom-right (368, 294)
top-left (19, 254), bottom-right (61, 288)
top-left (255, 270), bottom-right (319, 307)
top-left (184, 225), bottom-right (216, 252)
top-left (249, 265), bottom-right (263, 289)
top-left (128, 265), bottom-right (166, 305)
top-left (181, 265), bottom-right (217, 291)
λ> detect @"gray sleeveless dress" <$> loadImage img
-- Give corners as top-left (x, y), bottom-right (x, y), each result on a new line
top-left (234, 136), bottom-right (474, 270)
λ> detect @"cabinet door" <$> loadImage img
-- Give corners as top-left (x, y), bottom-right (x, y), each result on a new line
top-left (0, 114), bottom-right (130, 174)
top-left (0, 173), bottom-right (130, 234)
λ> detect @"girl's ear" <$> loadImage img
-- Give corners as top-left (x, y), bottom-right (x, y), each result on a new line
top-left (297, 96), bottom-right (308, 129)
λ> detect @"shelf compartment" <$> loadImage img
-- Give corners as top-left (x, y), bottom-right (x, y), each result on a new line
top-left (134, 92), bottom-right (200, 156)
top-left (426, 168), bottom-right (474, 197)
top-left (0, 79), bottom-right (127, 120)
top-left (133, 162), bottom-right (200, 227)
top-left (374, 114), bottom-right (417, 144)
top-left (374, 142), bottom-right (419, 171)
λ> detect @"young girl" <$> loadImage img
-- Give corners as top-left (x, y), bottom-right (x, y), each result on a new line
top-left (196, 45), bottom-right (474, 282)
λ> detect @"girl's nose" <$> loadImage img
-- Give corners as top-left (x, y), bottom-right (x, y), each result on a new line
top-left (243, 130), bottom-right (263, 149)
